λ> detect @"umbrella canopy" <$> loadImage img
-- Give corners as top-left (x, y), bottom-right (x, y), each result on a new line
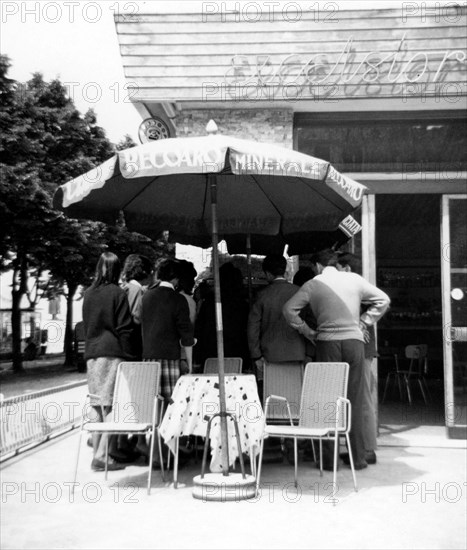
top-left (53, 129), bottom-right (367, 478)
top-left (53, 134), bottom-right (366, 247)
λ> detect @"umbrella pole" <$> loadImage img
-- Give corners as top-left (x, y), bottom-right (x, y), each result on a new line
top-left (246, 233), bottom-right (253, 306)
top-left (193, 173), bottom-right (256, 501)
top-left (209, 175), bottom-right (230, 477)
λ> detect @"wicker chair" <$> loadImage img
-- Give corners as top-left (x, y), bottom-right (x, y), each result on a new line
top-left (263, 362), bottom-right (304, 423)
top-left (256, 362), bottom-right (357, 504)
top-left (73, 361), bottom-right (165, 495)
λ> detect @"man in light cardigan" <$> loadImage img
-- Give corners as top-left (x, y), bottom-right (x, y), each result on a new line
top-left (283, 249), bottom-right (390, 470)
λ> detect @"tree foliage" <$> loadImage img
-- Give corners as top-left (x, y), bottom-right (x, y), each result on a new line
top-left (0, 55), bottom-right (170, 369)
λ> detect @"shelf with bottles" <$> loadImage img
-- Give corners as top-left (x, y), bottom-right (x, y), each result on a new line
top-left (378, 308), bottom-right (442, 328)
top-left (377, 268), bottom-right (440, 289)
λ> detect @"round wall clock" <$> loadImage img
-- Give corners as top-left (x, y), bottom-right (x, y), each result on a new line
top-left (138, 117), bottom-right (171, 143)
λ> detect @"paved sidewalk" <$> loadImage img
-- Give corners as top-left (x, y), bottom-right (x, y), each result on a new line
top-left (1, 422), bottom-right (466, 549)
top-left (0, 355), bottom-right (85, 399)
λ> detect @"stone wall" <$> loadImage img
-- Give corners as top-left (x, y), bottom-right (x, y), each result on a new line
top-left (172, 108), bottom-right (293, 148)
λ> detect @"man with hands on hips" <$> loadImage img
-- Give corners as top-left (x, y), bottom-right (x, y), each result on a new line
top-left (282, 249), bottom-right (390, 470)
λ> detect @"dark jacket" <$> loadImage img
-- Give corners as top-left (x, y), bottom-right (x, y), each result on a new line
top-left (121, 281), bottom-right (144, 360)
top-left (82, 284), bottom-right (134, 360)
top-left (248, 279), bottom-right (306, 363)
top-left (195, 290), bottom-right (250, 367)
top-left (141, 285), bottom-right (195, 360)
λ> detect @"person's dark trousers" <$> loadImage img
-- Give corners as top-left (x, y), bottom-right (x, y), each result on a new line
top-left (315, 339), bottom-right (366, 467)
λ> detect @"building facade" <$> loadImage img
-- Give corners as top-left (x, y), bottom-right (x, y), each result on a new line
top-left (113, 3), bottom-right (467, 436)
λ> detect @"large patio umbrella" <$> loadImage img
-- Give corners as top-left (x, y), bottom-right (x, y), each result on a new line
top-left (53, 123), bottom-right (367, 487)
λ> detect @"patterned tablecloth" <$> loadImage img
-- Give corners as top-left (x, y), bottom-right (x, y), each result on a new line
top-left (160, 374), bottom-right (264, 472)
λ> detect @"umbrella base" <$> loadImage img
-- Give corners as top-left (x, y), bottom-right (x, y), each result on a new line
top-left (192, 473), bottom-right (257, 501)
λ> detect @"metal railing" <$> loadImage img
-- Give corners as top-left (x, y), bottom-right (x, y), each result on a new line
top-left (0, 380), bottom-right (87, 461)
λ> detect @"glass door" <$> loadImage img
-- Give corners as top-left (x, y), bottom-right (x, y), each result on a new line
top-left (441, 195), bottom-right (467, 438)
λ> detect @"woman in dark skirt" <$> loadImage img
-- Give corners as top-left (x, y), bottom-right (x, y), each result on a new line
top-left (82, 252), bottom-right (135, 471)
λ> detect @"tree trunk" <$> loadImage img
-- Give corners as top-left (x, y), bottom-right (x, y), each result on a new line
top-left (63, 282), bottom-right (77, 367)
top-left (11, 255), bottom-right (28, 372)
top-left (11, 287), bottom-right (23, 372)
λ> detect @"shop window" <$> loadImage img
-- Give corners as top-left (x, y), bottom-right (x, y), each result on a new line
top-left (295, 113), bottom-right (467, 172)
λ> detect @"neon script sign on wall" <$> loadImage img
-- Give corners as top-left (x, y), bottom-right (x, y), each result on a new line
top-left (223, 34), bottom-right (467, 96)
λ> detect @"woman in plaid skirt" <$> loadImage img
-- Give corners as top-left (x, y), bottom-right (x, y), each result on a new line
top-left (141, 259), bottom-right (196, 400)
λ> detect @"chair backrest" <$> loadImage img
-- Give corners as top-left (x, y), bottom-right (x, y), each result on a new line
top-left (405, 345), bottom-right (427, 359)
top-left (299, 362), bottom-right (349, 430)
top-left (263, 362), bottom-right (304, 422)
top-left (203, 357), bottom-right (243, 374)
top-left (110, 362), bottom-right (161, 424)
top-left (405, 345), bottom-right (427, 375)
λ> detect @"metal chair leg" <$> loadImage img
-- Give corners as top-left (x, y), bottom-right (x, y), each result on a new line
top-left (418, 378), bottom-right (429, 405)
top-left (249, 448), bottom-right (255, 478)
top-left (72, 429), bottom-right (84, 496)
top-left (319, 440), bottom-right (323, 477)
top-left (420, 376), bottom-right (431, 402)
top-left (332, 432), bottom-right (339, 506)
top-left (311, 439), bottom-right (317, 463)
top-left (255, 437), bottom-right (265, 496)
top-left (147, 431), bottom-right (155, 495)
top-left (157, 431), bottom-right (165, 482)
top-left (293, 438), bottom-right (298, 488)
top-left (173, 437), bottom-right (179, 489)
top-left (397, 374), bottom-right (404, 400)
top-left (345, 433), bottom-right (358, 492)
top-left (230, 413), bottom-right (246, 479)
top-left (104, 435), bottom-right (109, 481)
top-left (404, 376), bottom-right (412, 405)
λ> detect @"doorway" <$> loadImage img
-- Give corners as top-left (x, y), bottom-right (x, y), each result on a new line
top-left (375, 194), bottom-right (444, 426)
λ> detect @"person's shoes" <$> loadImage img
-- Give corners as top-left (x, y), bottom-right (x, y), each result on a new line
top-left (135, 443), bottom-right (151, 459)
top-left (341, 451), bottom-right (376, 466)
top-left (109, 449), bottom-right (137, 464)
top-left (365, 451), bottom-right (377, 465)
top-left (91, 458), bottom-right (126, 471)
top-left (340, 452), bottom-right (351, 465)
top-left (354, 461), bottom-right (368, 470)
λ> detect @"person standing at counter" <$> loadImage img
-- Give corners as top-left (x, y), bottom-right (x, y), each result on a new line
top-left (82, 252), bottom-right (135, 471)
top-left (336, 251), bottom-right (379, 466)
top-left (248, 254), bottom-right (306, 382)
top-left (121, 254), bottom-right (154, 359)
top-left (120, 253), bottom-right (155, 460)
top-left (283, 249), bottom-right (390, 470)
top-left (141, 258), bottom-right (196, 400)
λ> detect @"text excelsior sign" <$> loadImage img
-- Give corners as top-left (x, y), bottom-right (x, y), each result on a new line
top-left (221, 33), bottom-right (467, 99)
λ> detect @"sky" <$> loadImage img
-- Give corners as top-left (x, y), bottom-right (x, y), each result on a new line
top-left (1, 0), bottom-right (430, 144)
top-left (1, 0), bottom-right (147, 144)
